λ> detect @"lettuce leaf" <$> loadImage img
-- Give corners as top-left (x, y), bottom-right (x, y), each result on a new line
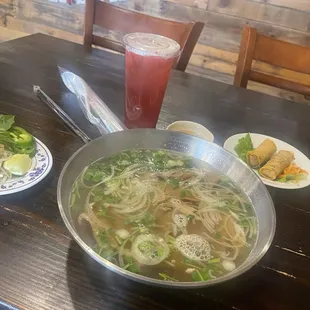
top-left (0, 114), bottom-right (15, 131)
top-left (277, 174), bottom-right (308, 183)
top-left (234, 133), bottom-right (253, 162)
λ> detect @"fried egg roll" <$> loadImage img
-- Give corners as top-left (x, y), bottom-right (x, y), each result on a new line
top-left (259, 150), bottom-right (294, 180)
top-left (247, 139), bottom-right (277, 168)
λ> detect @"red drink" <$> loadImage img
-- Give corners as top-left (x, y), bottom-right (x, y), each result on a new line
top-left (124, 33), bottom-right (180, 128)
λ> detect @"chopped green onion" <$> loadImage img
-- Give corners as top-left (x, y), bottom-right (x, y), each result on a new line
top-left (187, 214), bottom-right (194, 221)
top-left (208, 258), bottom-right (220, 264)
top-left (124, 262), bottom-right (140, 274)
top-left (191, 267), bottom-right (211, 282)
top-left (159, 273), bottom-right (178, 282)
top-left (115, 235), bottom-right (122, 245)
top-left (70, 192), bottom-right (76, 208)
top-left (168, 177), bottom-right (180, 188)
top-left (192, 270), bottom-right (204, 281)
top-left (182, 257), bottom-right (203, 269)
top-left (215, 232), bottom-right (222, 239)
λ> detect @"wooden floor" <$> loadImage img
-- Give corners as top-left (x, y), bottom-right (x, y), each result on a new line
top-left (1, 0), bottom-right (310, 105)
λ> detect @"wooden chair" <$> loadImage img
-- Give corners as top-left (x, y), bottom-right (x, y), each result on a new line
top-left (83, 0), bottom-right (204, 71)
top-left (234, 26), bottom-right (310, 96)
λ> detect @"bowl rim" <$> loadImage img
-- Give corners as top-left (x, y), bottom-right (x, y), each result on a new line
top-left (167, 120), bottom-right (214, 143)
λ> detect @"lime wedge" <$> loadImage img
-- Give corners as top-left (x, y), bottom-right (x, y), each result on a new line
top-left (3, 154), bottom-right (32, 176)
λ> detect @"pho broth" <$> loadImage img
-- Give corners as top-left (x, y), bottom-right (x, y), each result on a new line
top-left (70, 149), bottom-right (257, 282)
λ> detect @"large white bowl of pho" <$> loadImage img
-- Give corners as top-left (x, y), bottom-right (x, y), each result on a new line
top-left (57, 129), bottom-right (275, 288)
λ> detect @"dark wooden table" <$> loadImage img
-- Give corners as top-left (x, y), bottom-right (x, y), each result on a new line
top-left (0, 34), bottom-right (310, 310)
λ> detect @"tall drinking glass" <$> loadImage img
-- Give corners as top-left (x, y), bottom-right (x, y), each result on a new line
top-left (123, 33), bottom-right (180, 128)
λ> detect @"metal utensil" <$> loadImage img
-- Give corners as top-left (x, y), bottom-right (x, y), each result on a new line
top-left (33, 85), bottom-right (91, 144)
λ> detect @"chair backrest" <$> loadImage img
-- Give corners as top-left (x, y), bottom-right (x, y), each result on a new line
top-left (84, 0), bottom-right (204, 71)
top-left (234, 26), bottom-right (310, 96)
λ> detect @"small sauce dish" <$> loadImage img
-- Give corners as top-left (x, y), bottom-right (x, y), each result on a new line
top-left (167, 121), bottom-right (214, 143)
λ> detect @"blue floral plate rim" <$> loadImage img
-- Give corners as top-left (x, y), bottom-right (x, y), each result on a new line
top-left (0, 138), bottom-right (53, 195)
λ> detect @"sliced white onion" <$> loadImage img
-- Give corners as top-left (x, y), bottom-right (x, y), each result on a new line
top-left (131, 234), bottom-right (169, 266)
top-left (222, 260), bottom-right (236, 272)
top-left (116, 229), bottom-right (130, 240)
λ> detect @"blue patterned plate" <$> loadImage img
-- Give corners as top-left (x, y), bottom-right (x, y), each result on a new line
top-left (0, 138), bottom-right (53, 195)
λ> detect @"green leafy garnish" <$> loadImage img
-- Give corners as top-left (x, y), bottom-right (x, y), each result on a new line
top-left (167, 235), bottom-right (176, 251)
top-left (0, 114), bottom-right (15, 130)
top-left (191, 268), bottom-right (211, 282)
top-left (0, 115), bottom-right (36, 157)
top-left (95, 229), bottom-right (116, 259)
top-left (215, 232), bottom-right (222, 239)
top-left (140, 212), bottom-right (156, 226)
top-left (217, 176), bottom-right (235, 189)
top-left (180, 189), bottom-right (187, 198)
top-left (123, 256), bottom-right (141, 274)
top-left (83, 149), bottom-right (193, 185)
top-left (96, 229), bottom-right (109, 245)
top-left (96, 206), bottom-right (115, 219)
top-left (183, 158), bottom-right (194, 168)
top-left (244, 203), bottom-right (252, 211)
top-left (239, 217), bottom-right (250, 228)
top-left (138, 240), bottom-right (154, 253)
top-left (92, 187), bottom-right (121, 204)
top-left (207, 258), bottom-right (220, 264)
top-left (186, 214), bottom-right (194, 221)
top-left (159, 273), bottom-right (178, 282)
top-left (151, 150), bottom-right (191, 171)
top-left (277, 174), bottom-right (307, 183)
top-left (124, 212), bottom-right (155, 229)
top-left (234, 133), bottom-right (253, 162)
top-left (168, 177), bottom-right (180, 188)
top-left (182, 257), bottom-right (202, 269)
top-left (126, 263), bottom-right (140, 273)
top-left (138, 240), bottom-right (164, 258)
top-left (124, 255), bottom-right (134, 265)
top-left (84, 164), bottom-right (113, 183)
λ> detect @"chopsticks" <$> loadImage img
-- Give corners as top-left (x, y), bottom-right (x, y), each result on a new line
top-left (33, 85), bottom-right (91, 144)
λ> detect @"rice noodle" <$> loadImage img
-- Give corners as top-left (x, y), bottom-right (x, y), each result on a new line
top-left (214, 247), bottom-right (240, 261)
top-left (0, 148), bottom-right (13, 184)
top-left (84, 192), bottom-right (111, 232)
top-left (118, 236), bottom-right (132, 267)
top-left (0, 166), bottom-right (12, 184)
top-left (73, 153), bottom-right (256, 281)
